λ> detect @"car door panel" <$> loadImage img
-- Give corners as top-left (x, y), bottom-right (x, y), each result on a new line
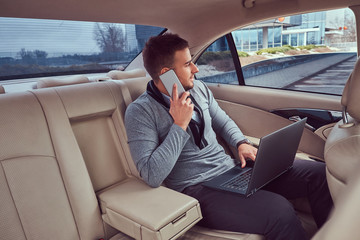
top-left (208, 84), bottom-right (342, 159)
top-left (208, 84), bottom-right (342, 112)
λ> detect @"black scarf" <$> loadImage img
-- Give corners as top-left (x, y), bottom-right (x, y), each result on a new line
top-left (146, 80), bottom-right (206, 148)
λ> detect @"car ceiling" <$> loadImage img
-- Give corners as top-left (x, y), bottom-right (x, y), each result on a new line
top-left (1, 0), bottom-right (359, 53)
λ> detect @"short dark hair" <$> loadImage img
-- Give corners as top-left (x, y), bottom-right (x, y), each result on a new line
top-left (143, 33), bottom-right (189, 82)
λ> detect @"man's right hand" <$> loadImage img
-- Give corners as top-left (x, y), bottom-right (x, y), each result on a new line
top-left (169, 84), bottom-right (194, 131)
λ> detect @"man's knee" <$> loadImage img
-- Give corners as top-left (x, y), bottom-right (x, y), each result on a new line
top-left (266, 197), bottom-right (307, 239)
top-left (268, 195), bottom-right (298, 224)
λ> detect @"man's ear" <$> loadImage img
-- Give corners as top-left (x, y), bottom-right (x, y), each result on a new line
top-left (160, 67), bottom-right (171, 75)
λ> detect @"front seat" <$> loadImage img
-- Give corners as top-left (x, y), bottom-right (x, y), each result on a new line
top-left (324, 57), bottom-right (360, 204)
top-left (312, 163), bottom-right (360, 240)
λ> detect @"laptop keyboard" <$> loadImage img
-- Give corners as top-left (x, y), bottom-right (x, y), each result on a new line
top-left (221, 169), bottom-right (252, 191)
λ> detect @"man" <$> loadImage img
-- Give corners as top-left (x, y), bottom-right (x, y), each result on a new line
top-left (125, 33), bottom-right (333, 240)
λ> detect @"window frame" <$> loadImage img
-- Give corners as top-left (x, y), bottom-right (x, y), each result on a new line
top-left (225, 34), bottom-right (246, 85)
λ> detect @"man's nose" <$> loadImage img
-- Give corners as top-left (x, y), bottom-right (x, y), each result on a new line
top-left (191, 62), bottom-right (199, 73)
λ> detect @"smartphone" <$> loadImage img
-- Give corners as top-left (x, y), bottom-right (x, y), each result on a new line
top-left (159, 69), bottom-right (185, 98)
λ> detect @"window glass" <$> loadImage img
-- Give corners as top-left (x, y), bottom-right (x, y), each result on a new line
top-left (282, 34), bottom-right (290, 45)
top-left (299, 33), bottom-right (305, 46)
top-left (197, 8), bottom-right (356, 95)
top-left (250, 29), bottom-right (258, 51)
top-left (240, 8), bottom-right (356, 95)
top-left (0, 17), bottom-right (164, 80)
top-left (257, 29), bottom-right (263, 49)
top-left (196, 36), bottom-right (237, 84)
top-left (291, 34), bottom-right (298, 46)
top-left (268, 28), bottom-right (274, 48)
top-left (274, 27), bottom-right (281, 47)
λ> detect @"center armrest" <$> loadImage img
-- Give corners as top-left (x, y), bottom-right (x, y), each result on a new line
top-left (98, 178), bottom-right (202, 240)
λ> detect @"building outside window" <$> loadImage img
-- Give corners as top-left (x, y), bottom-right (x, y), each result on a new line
top-left (214, 8), bottom-right (354, 53)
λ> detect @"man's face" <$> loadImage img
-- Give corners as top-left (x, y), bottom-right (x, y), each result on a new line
top-left (172, 48), bottom-right (199, 91)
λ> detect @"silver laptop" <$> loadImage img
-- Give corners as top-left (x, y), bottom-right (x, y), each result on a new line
top-left (203, 118), bottom-right (306, 198)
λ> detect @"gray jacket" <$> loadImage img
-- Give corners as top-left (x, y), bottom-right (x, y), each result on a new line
top-left (125, 80), bottom-right (246, 192)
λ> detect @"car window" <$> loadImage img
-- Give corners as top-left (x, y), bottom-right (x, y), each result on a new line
top-left (0, 17), bottom-right (164, 80)
top-left (196, 36), bottom-right (238, 84)
top-left (197, 8), bottom-right (357, 95)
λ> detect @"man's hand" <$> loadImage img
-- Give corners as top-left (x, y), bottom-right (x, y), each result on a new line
top-left (169, 84), bottom-right (194, 131)
top-left (238, 143), bottom-right (258, 168)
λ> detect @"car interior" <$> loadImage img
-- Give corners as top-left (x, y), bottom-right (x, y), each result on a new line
top-left (0, 0), bottom-right (360, 239)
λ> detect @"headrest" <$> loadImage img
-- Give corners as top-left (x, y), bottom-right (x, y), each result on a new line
top-left (341, 57), bottom-right (360, 122)
top-left (107, 68), bottom-right (146, 80)
top-left (37, 75), bottom-right (90, 89)
top-left (0, 85), bottom-right (5, 94)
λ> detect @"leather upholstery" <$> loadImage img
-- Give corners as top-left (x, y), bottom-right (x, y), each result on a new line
top-left (341, 57), bottom-right (360, 122)
top-left (324, 117), bottom-right (360, 203)
top-left (324, 57), bottom-right (360, 204)
top-left (52, 82), bottom-right (134, 191)
top-left (99, 179), bottom-right (201, 240)
top-left (0, 91), bottom-right (104, 239)
top-left (312, 165), bottom-right (360, 240)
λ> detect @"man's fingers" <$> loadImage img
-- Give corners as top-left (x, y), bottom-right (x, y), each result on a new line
top-left (250, 148), bottom-right (258, 161)
top-left (180, 91), bottom-right (190, 101)
top-left (185, 95), bottom-right (192, 105)
top-left (239, 155), bottom-right (247, 168)
top-left (172, 83), bottom-right (178, 100)
top-left (246, 152), bottom-right (256, 161)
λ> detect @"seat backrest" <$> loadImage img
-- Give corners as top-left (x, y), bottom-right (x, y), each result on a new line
top-left (312, 165), bottom-right (360, 240)
top-left (324, 57), bottom-right (360, 203)
top-left (0, 90), bottom-right (104, 239)
top-left (119, 76), bottom-right (150, 106)
top-left (341, 58), bottom-right (360, 122)
top-left (46, 81), bottom-right (143, 192)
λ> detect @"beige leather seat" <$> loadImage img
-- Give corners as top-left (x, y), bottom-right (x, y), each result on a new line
top-left (324, 57), bottom-right (360, 204)
top-left (0, 91), bottom-right (105, 239)
top-left (312, 164), bottom-right (360, 240)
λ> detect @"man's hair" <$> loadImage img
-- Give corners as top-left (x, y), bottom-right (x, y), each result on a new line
top-left (143, 33), bottom-right (189, 82)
